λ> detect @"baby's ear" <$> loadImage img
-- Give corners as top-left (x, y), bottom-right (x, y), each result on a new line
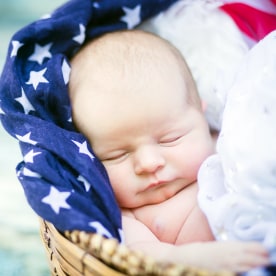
top-left (201, 100), bottom-right (207, 112)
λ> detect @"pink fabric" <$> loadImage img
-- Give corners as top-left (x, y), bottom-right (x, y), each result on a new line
top-left (220, 0), bottom-right (276, 42)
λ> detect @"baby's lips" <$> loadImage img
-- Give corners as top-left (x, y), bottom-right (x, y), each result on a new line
top-left (142, 180), bottom-right (168, 192)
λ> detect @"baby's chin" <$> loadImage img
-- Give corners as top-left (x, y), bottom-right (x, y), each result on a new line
top-left (123, 179), bottom-right (197, 209)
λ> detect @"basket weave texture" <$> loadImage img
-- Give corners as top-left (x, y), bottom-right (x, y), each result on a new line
top-left (40, 219), bottom-right (235, 276)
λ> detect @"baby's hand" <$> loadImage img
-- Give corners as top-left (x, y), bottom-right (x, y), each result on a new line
top-left (179, 241), bottom-right (270, 273)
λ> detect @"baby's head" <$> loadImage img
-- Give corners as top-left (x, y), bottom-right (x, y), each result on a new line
top-left (69, 30), bottom-right (202, 125)
top-left (69, 30), bottom-right (214, 208)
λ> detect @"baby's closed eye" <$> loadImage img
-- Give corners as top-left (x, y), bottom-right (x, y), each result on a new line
top-left (101, 151), bottom-right (129, 163)
top-left (159, 135), bottom-right (184, 146)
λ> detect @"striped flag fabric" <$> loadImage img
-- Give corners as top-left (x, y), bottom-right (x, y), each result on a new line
top-left (221, 0), bottom-right (276, 44)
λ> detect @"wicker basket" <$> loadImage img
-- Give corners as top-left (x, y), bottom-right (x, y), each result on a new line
top-left (39, 219), bottom-right (235, 276)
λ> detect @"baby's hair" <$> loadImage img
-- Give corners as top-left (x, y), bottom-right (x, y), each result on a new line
top-left (69, 29), bottom-right (201, 109)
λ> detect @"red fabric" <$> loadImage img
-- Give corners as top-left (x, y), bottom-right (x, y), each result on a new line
top-left (220, 2), bottom-right (276, 41)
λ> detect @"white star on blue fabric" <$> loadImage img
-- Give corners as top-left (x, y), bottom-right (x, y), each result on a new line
top-left (24, 149), bottom-right (41, 163)
top-left (28, 43), bottom-right (53, 65)
top-left (26, 68), bottom-right (49, 90)
top-left (15, 88), bottom-right (35, 114)
top-left (77, 175), bottom-right (91, 192)
top-left (42, 186), bottom-right (71, 214)
top-left (10, 40), bottom-right (24, 57)
top-left (62, 59), bottom-right (71, 85)
top-left (73, 24), bottom-right (86, 44)
top-left (72, 140), bottom-right (95, 160)
top-left (22, 167), bottom-right (42, 178)
top-left (120, 5), bottom-right (141, 29)
top-left (16, 132), bottom-right (37, 145)
top-left (89, 221), bottom-right (112, 238)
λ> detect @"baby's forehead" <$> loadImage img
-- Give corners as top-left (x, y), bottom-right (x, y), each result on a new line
top-left (74, 30), bottom-right (182, 69)
top-left (72, 33), bottom-right (179, 80)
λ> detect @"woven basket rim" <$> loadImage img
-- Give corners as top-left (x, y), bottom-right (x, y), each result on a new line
top-left (40, 218), bottom-right (235, 276)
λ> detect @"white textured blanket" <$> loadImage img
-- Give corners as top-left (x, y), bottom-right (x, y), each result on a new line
top-left (198, 31), bottom-right (276, 258)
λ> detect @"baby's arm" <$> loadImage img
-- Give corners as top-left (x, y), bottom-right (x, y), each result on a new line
top-left (122, 215), bottom-right (270, 273)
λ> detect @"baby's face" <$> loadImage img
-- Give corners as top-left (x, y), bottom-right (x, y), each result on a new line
top-left (72, 59), bottom-right (214, 209)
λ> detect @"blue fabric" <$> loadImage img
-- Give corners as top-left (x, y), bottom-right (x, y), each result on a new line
top-left (0, 0), bottom-right (178, 241)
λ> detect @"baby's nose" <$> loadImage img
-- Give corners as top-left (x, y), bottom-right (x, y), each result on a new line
top-left (134, 145), bottom-right (165, 175)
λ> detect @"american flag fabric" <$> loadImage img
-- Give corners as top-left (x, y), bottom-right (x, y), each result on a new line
top-left (221, 0), bottom-right (276, 45)
top-left (0, 0), bottom-right (275, 242)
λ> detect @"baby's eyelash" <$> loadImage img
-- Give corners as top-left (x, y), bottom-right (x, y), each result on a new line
top-left (102, 152), bottom-right (128, 162)
top-left (159, 135), bottom-right (182, 145)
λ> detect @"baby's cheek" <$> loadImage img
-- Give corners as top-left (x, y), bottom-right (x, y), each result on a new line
top-left (103, 166), bottom-right (122, 193)
top-left (105, 166), bottom-right (135, 207)
top-left (179, 156), bottom-right (202, 181)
